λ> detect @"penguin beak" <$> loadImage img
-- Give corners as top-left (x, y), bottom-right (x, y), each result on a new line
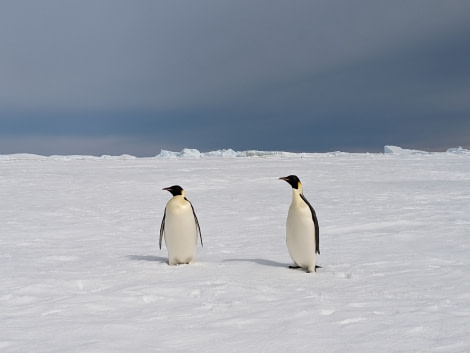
top-left (163, 187), bottom-right (174, 193)
top-left (279, 176), bottom-right (289, 181)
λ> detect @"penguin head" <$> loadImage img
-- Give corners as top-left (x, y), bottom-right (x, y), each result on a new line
top-left (163, 185), bottom-right (185, 197)
top-left (279, 175), bottom-right (302, 190)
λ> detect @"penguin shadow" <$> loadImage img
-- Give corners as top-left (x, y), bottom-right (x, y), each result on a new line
top-left (127, 255), bottom-right (168, 263)
top-left (223, 258), bottom-right (290, 268)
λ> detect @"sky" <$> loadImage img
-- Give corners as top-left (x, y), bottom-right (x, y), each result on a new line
top-left (1, 0), bottom-right (470, 156)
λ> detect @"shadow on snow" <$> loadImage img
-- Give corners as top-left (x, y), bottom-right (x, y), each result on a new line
top-left (127, 255), bottom-right (168, 263)
top-left (223, 258), bottom-right (291, 268)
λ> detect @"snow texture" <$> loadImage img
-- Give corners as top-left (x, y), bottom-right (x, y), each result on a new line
top-left (1, 148), bottom-right (470, 352)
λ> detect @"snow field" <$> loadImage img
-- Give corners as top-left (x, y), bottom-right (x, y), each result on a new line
top-left (1, 152), bottom-right (470, 352)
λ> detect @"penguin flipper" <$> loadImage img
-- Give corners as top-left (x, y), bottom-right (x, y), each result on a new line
top-left (186, 198), bottom-right (203, 247)
top-left (300, 193), bottom-right (320, 255)
top-left (159, 209), bottom-right (166, 250)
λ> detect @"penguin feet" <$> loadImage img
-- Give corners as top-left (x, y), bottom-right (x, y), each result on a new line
top-left (289, 264), bottom-right (322, 273)
top-left (307, 265), bottom-right (322, 273)
top-left (288, 265), bottom-right (301, 269)
top-left (168, 257), bottom-right (194, 266)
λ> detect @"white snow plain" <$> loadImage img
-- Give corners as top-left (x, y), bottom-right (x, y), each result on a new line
top-left (1, 147), bottom-right (470, 352)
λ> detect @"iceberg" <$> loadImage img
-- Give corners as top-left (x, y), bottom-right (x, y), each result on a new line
top-left (446, 147), bottom-right (470, 154)
top-left (383, 146), bottom-right (428, 155)
top-left (157, 148), bottom-right (243, 158)
top-left (2, 146), bottom-right (469, 160)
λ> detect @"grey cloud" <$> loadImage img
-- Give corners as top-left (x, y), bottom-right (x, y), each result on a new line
top-left (2, 1), bottom-right (469, 110)
top-left (1, 0), bottom-right (470, 155)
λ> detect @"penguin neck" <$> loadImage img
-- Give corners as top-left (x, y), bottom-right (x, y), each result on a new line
top-left (291, 184), bottom-right (303, 202)
top-left (172, 190), bottom-right (186, 200)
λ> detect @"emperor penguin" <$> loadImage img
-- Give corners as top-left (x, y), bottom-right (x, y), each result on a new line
top-left (280, 175), bottom-right (320, 273)
top-left (159, 185), bottom-right (203, 265)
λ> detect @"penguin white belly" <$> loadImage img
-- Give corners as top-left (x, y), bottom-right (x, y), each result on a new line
top-left (286, 204), bottom-right (317, 272)
top-left (164, 200), bottom-right (198, 265)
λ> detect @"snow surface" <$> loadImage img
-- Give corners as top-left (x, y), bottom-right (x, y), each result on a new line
top-left (1, 149), bottom-right (470, 352)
